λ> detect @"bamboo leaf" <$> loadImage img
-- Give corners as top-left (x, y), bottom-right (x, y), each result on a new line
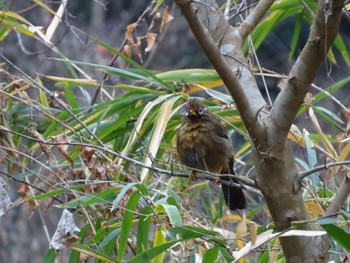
top-left (150, 224), bottom-right (167, 263)
top-left (118, 191), bottom-right (141, 261)
top-left (140, 95), bottom-right (182, 182)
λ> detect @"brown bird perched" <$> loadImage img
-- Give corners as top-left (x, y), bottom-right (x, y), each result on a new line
top-left (176, 98), bottom-right (246, 210)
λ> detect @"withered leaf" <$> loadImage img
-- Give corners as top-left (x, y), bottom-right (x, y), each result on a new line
top-left (0, 178), bottom-right (12, 217)
top-left (50, 209), bottom-right (80, 250)
top-left (28, 123), bottom-right (56, 164)
top-left (160, 7), bottom-right (174, 35)
top-left (145, 32), bottom-right (158, 53)
top-left (125, 23), bottom-right (137, 44)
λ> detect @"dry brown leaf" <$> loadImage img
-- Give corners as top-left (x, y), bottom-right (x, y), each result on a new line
top-left (125, 23), bottom-right (137, 44)
top-left (145, 32), bottom-right (158, 53)
top-left (50, 209), bottom-right (80, 250)
top-left (304, 92), bottom-right (315, 111)
top-left (160, 7), bottom-right (174, 35)
top-left (149, 12), bottom-right (161, 32)
top-left (79, 146), bottom-right (95, 162)
top-left (17, 183), bottom-right (35, 206)
top-left (135, 37), bottom-right (143, 63)
top-left (305, 200), bottom-right (325, 217)
top-left (28, 123), bottom-right (56, 164)
top-left (123, 44), bottom-right (132, 58)
top-left (0, 178), bottom-right (12, 217)
top-left (235, 212), bottom-right (247, 263)
top-left (342, 108), bottom-right (350, 135)
top-left (277, 78), bottom-right (286, 89)
top-left (52, 134), bottom-right (73, 163)
top-left (249, 222), bottom-right (258, 246)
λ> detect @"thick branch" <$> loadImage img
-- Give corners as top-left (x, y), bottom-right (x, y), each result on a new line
top-left (268, 0), bottom-right (346, 149)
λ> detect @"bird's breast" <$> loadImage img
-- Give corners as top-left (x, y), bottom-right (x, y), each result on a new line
top-left (176, 122), bottom-right (230, 172)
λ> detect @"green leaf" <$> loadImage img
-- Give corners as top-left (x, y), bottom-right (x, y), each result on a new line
top-left (112, 183), bottom-right (147, 210)
top-left (333, 34), bottom-right (350, 66)
top-left (43, 248), bottom-right (57, 263)
top-left (321, 224), bottom-right (350, 252)
top-left (219, 246), bottom-right (234, 262)
top-left (161, 204), bottom-right (183, 227)
top-left (118, 191), bottom-right (141, 261)
top-left (72, 243), bottom-right (118, 263)
top-left (136, 206), bottom-right (153, 254)
top-left (289, 14), bottom-right (303, 60)
top-left (63, 82), bottom-right (79, 111)
top-left (140, 95), bottom-right (182, 182)
top-left (203, 246), bottom-right (220, 263)
top-left (151, 224), bottom-right (167, 263)
top-left (166, 226), bottom-right (217, 241)
top-left (127, 240), bottom-right (179, 263)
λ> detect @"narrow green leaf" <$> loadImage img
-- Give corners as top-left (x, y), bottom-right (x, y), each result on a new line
top-left (289, 14), bottom-right (303, 60)
top-left (311, 105), bottom-right (344, 132)
top-left (43, 248), bottom-right (57, 263)
top-left (112, 182), bottom-right (147, 210)
top-left (127, 240), bottom-right (179, 263)
top-left (151, 224), bottom-right (167, 263)
top-left (72, 243), bottom-right (119, 263)
top-left (303, 130), bottom-right (319, 188)
top-left (63, 82), bottom-right (79, 111)
top-left (321, 224), bottom-right (350, 252)
top-left (118, 191), bottom-right (141, 261)
top-left (219, 246), bottom-right (234, 262)
top-left (333, 34), bottom-right (350, 66)
top-left (137, 206), bottom-right (153, 254)
top-left (155, 69), bottom-right (221, 83)
top-left (118, 94), bottom-right (171, 160)
top-left (140, 95), bottom-right (182, 182)
top-left (313, 77), bottom-right (350, 103)
top-left (166, 226), bottom-right (217, 241)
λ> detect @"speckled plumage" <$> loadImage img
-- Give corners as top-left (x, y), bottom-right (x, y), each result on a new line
top-left (176, 98), bottom-right (246, 210)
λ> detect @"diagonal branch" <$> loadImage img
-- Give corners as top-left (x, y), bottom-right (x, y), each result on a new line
top-left (238, 0), bottom-right (276, 39)
top-left (294, 160), bottom-right (350, 192)
top-left (267, 0), bottom-right (346, 149)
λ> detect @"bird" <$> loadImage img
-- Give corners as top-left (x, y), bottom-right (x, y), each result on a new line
top-left (176, 98), bottom-right (246, 210)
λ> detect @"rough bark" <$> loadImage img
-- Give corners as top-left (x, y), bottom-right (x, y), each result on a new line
top-left (175, 0), bottom-right (346, 261)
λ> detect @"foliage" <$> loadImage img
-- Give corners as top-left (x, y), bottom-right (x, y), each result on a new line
top-left (0, 0), bottom-right (349, 262)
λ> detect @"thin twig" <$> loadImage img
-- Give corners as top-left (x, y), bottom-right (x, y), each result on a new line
top-left (294, 160), bottom-right (350, 191)
top-left (0, 126), bottom-right (257, 189)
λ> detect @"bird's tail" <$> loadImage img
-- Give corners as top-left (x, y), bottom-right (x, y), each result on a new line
top-left (221, 176), bottom-right (246, 210)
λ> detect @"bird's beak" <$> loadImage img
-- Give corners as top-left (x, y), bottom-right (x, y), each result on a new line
top-left (189, 109), bottom-right (197, 116)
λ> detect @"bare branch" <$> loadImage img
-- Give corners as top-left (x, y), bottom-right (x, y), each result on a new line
top-left (0, 126), bottom-right (257, 190)
top-left (294, 160), bottom-right (350, 192)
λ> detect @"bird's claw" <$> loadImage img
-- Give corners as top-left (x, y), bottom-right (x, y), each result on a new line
top-left (213, 176), bottom-right (220, 185)
top-left (190, 170), bottom-right (197, 181)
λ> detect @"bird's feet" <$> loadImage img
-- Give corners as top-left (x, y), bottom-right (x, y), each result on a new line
top-left (213, 176), bottom-right (221, 185)
top-left (190, 170), bottom-right (197, 181)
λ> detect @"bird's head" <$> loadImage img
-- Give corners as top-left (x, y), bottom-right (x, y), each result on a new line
top-left (184, 98), bottom-right (207, 120)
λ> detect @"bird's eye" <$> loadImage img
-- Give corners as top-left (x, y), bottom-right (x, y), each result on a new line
top-left (198, 107), bottom-right (205, 115)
